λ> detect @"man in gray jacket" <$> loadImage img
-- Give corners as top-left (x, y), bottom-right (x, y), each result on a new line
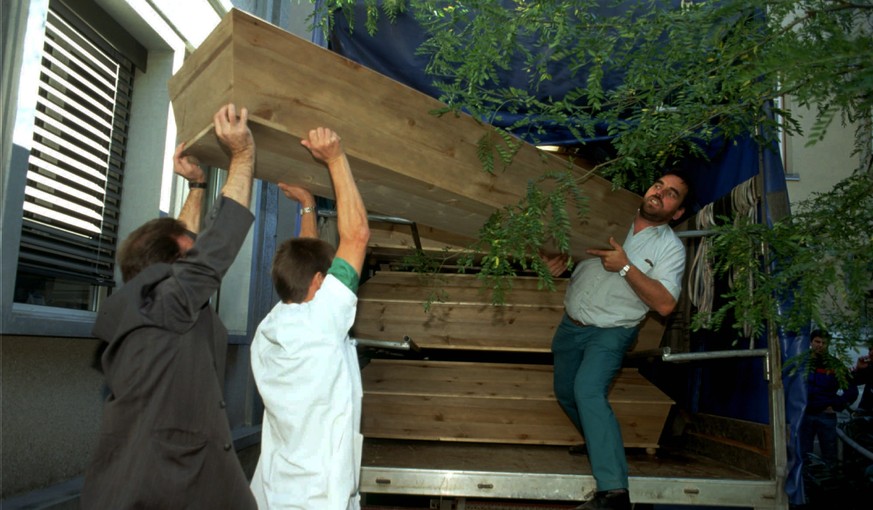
top-left (82, 104), bottom-right (258, 509)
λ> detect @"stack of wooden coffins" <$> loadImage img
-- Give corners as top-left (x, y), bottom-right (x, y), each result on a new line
top-left (168, 8), bottom-right (673, 451)
top-left (353, 271), bottom-right (673, 450)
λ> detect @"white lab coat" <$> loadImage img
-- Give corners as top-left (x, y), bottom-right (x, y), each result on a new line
top-left (250, 275), bottom-right (363, 510)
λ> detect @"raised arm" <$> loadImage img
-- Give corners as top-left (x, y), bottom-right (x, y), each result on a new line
top-left (173, 142), bottom-right (207, 234)
top-left (277, 183), bottom-right (317, 239)
top-left (214, 104), bottom-right (255, 208)
top-left (300, 128), bottom-right (369, 275)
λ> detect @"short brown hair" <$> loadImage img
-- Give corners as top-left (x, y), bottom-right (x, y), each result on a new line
top-left (272, 238), bottom-right (335, 303)
top-left (118, 217), bottom-right (188, 282)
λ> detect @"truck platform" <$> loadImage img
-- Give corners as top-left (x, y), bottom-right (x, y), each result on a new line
top-left (361, 437), bottom-right (778, 509)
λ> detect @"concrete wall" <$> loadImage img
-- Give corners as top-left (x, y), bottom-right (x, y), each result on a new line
top-left (783, 99), bottom-right (864, 206)
top-left (0, 336), bottom-right (255, 501)
top-left (1, 335), bottom-right (105, 497)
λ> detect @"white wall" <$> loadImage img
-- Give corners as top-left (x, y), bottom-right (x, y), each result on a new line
top-left (783, 99), bottom-right (863, 206)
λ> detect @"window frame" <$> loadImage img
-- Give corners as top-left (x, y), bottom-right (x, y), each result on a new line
top-left (14, 3), bottom-right (137, 310)
top-left (1, 0), bottom-right (221, 337)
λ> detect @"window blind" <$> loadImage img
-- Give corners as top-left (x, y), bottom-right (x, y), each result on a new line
top-left (17, 5), bottom-right (134, 288)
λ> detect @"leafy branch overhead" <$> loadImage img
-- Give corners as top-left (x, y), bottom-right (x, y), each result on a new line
top-left (320, 0), bottom-right (872, 190)
top-left (457, 170), bottom-right (587, 302)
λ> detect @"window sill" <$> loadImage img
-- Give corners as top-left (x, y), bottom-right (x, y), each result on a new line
top-left (3, 303), bottom-right (96, 337)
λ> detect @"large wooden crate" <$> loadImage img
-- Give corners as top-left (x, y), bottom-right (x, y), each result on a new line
top-left (353, 271), bottom-right (667, 353)
top-left (167, 8), bottom-right (643, 260)
top-left (362, 360), bottom-right (674, 449)
top-left (355, 271), bottom-right (674, 450)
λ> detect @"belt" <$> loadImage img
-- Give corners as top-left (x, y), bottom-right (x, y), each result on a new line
top-left (565, 311), bottom-right (588, 328)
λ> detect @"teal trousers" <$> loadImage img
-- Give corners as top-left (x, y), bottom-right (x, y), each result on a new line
top-left (551, 313), bottom-right (637, 491)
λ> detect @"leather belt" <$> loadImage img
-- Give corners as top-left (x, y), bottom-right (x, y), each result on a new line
top-left (565, 311), bottom-right (588, 328)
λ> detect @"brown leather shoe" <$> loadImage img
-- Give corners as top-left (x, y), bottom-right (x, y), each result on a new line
top-left (574, 489), bottom-right (631, 510)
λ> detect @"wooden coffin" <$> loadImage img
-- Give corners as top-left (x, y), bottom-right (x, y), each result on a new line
top-left (167, 8), bottom-right (643, 260)
top-left (353, 271), bottom-right (667, 354)
top-left (361, 359), bottom-right (675, 449)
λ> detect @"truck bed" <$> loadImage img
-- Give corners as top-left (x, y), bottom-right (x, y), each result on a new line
top-left (360, 438), bottom-right (779, 509)
top-left (352, 272), bottom-right (785, 509)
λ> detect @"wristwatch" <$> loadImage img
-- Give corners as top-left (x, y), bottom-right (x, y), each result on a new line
top-left (299, 206), bottom-right (315, 216)
top-left (619, 263), bottom-right (632, 277)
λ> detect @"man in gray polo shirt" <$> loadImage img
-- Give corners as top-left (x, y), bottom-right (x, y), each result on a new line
top-left (542, 170), bottom-right (693, 510)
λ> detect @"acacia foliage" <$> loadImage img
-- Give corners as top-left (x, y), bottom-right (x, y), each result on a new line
top-left (699, 173), bottom-right (872, 352)
top-left (320, 0), bottom-right (872, 190)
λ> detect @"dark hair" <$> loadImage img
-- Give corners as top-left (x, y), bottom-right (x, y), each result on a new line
top-left (810, 329), bottom-right (829, 342)
top-left (118, 218), bottom-right (188, 282)
top-left (272, 237), bottom-right (335, 303)
top-left (662, 168), bottom-right (696, 214)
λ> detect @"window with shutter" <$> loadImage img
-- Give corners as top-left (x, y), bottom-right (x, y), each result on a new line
top-left (13, 4), bottom-right (134, 311)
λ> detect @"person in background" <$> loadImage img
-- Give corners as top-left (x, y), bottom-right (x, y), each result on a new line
top-left (250, 127), bottom-right (370, 509)
top-left (541, 170), bottom-right (693, 510)
top-left (81, 104), bottom-right (258, 509)
top-left (800, 330), bottom-right (859, 467)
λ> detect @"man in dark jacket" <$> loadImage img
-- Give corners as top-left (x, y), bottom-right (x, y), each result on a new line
top-left (800, 330), bottom-right (859, 467)
top-left (81, 104), bottom-right (258, 509)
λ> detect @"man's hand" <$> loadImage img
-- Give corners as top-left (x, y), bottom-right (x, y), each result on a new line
top-left (540, 252), bottom-right (570, 277)
top-left (278, 183), bottom-right (315, 208)
top-left (301, 127), bottom-right (342, 164)
top-left (586, 237), bottom-right (629, 272)
top-left (214, 103), bottom-right (254, 157)
top-left (279, 183), bottom-right (317, 239)
top-left (215, 103), bottom-right (255, 208)
top-left (301, 127), bottom-right (368, 275)
top-left (173, 143), bottom-right (206, 183)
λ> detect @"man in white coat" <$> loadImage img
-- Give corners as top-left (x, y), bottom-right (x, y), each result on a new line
top-left (250, 127), bottom-right (370, 509)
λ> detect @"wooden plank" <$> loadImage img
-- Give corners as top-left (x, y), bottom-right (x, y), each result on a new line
top-left (362, 360), bottom-right (674, 404)
top-left (354, 272), bottom-right (668, 353)
top-left (167, 9), bottom-right (643, 261)
top-left (360, 360), bottom-right (673, 447)
top-left (362, 394), bottom-right (583, 445)
top-left (368, 222), bottom-right (474, 254)
top-left (635, 314), bottom-right (667, 352)
top-left (359, 272), bottom-right (567, 306)
top-left (354, 300), bottom-right (562, 352)
top-left (361, 395), bottom-right (670, 447)
top-left (363, 360), bottom-right (557, 400)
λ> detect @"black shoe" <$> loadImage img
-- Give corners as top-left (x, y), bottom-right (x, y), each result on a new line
top-left (568, 443), bottom-right (588, 456)
top-left (574, 489), bottom-right (631, 510)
